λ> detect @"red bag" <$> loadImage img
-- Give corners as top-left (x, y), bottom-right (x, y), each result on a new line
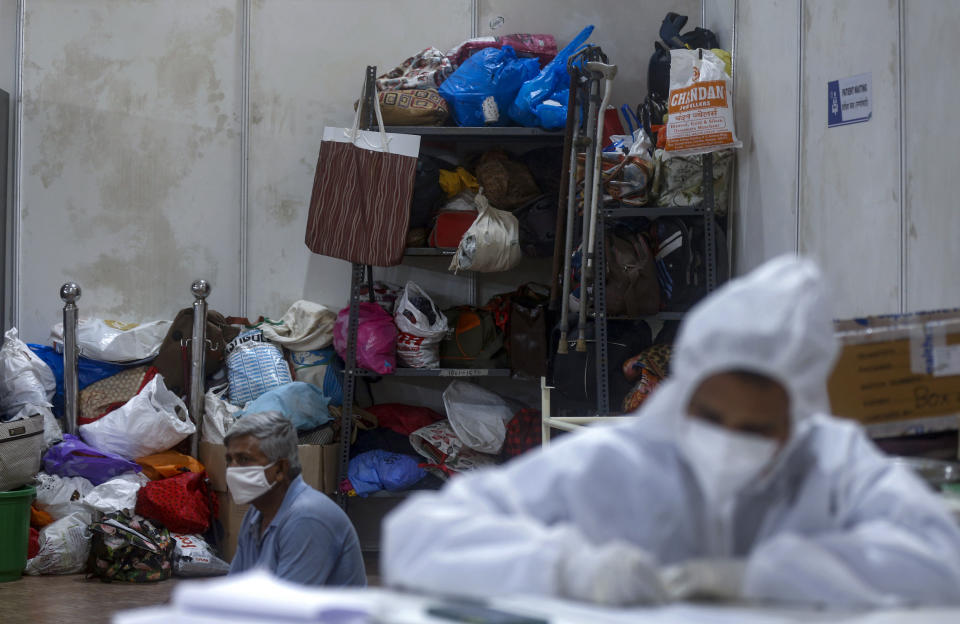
top-left (503, 409), bottom-right (541, 458)
top-left (367, 404), bottom-right (443, 436)
top-left (28, 527), bottom-right (39, 560)
top-left (135, 471), bottom-right (218, 535)
top-left (429, 211), bottom-right (477, 248)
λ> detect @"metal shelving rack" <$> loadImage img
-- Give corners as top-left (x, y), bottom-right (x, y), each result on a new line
top-left (335, 68), bottom-right (563, 517)
top-left (542, 151), bottom-right (725, 440)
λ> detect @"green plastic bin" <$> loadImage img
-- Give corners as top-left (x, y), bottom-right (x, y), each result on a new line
top-left (0, 485), bottom-right (36, 582)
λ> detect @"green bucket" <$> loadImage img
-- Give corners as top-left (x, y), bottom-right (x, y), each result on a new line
top-left (0, 485), bottom-right (36, 582)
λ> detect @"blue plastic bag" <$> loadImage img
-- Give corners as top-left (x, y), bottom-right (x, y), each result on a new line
top-left (289, 347), bottom-right (344, 407)
top-left (348, 450), bottom-right (426, 497)
top-left (438, 46), bottom-right (539, 127)
top-left (535, 89), bottom-right (569, 131)
top-left (509, 25), bottom-right (594, 128)
top-left (237, 381), bottom-right (332, 432)
top-left (28, 344), bottom-right (130, 417)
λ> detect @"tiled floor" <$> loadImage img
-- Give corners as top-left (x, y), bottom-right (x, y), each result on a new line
top-left (0, 554), bottom-right (382, 624)
top-left (0, 574), bottom-right (178, 624)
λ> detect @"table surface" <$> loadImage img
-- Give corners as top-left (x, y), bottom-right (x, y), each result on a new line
top-left (113, 586), bottom-right (960, 624)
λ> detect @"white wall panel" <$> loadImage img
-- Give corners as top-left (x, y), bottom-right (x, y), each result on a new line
top-left (477, 0), bottom-right (700, 109)
top-left (246, 0), bottom-right (472, 319)
top-left (799, 0), bottom-right (901, 316)
top-left (730, 0), bottom-right (800, 275)
top-left (903, 0), bottom-right (960, 311)
top-left (19, 0), bottom-right (243, 342)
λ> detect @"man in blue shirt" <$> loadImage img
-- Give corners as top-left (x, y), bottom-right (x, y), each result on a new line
top-left (224, 410), bottom-right (366, 586)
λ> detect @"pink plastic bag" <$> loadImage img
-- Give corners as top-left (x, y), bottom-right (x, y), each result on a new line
top-left (447, 34), bottom-right (557, 69)
top-left (334, 303), bottom-right (398, 375)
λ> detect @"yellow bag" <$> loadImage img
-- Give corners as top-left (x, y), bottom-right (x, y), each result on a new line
top-left (136, 451), bottom-right (205, 481)
top-left (438, 167), bottom-right (479, 198)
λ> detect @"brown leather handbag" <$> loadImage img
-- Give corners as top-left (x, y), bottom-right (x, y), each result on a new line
top-left (605, 230), bottom-right (660, 317)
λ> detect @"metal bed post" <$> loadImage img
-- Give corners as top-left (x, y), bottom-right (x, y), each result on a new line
top-left (189, 279), bottom-right (210, 457)
top-left (59, 283), bottom-right (81, 436)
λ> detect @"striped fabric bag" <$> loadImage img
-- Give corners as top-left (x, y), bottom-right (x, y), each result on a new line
top-left (305, 77), bottom-right (421, 267)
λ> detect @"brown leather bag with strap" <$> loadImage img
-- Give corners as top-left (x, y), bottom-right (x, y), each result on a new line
top-left (605, 229), bottom-right (661, 317)
top-left (152, 310), bottom-right (249, 398)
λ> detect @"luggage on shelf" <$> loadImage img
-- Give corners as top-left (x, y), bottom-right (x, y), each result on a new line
top-left (395, 282), bottom-right (448, 369)
top-left (439, 307), bottom-right (507, 369)
top-left (333, 303), bottom-right (397, 375)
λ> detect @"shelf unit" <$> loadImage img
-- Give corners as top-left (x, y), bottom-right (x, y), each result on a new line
top-left (335, 69), bottom-right (564, 543)
top-left (542, 151), bottom-right (727, 440)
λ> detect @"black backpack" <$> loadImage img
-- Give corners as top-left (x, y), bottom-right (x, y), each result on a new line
top-left (647, 13), bottom-right (720, 102)
top-left (654, 217), bottom-right (728, 309)
top-left (515, 194), bottom-right (557, 258)
top-left (410, 155), bottom-right (445, 229)
top-left (653, 218), bottom-right (697, 308)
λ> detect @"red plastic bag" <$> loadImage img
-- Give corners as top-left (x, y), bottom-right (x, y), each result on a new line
top-left (135, 471), bottom-right (218, 535)
top-left (333, 303), bottom-right (398, 375)
top-left (503, 409), bottom-right (541, 458)
top-left (367, 404), bottom-right (443, 436)
top-left (28, 527), bottom-right (40, 559)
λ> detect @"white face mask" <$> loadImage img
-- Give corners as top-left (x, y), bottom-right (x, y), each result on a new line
top-left (226, 462), bottom-right (277, 505)
top-left (678, 417), bottom-right (779, 507)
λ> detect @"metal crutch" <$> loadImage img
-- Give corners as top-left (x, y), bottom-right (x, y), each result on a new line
top-left (189, 279), bottom-right (210, 457)
top-left (60, 282), bottom-right (81, 436)
top-left (583, 61), bottom-right (618, 281)
top-left (557, 60), bottom-right (588, 354)
top-left (575, 66), bottom-right (602, 353)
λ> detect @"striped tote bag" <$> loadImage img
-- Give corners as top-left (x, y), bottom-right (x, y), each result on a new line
top-left (305, 78), bottom-right (421, 266)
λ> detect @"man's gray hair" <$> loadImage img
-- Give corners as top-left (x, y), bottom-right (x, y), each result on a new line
top-left (224, 411), bottom-right (301, 478)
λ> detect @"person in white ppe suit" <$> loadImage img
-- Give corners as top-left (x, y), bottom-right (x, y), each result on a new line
top-left (382, 256), bottom-right (960, 607)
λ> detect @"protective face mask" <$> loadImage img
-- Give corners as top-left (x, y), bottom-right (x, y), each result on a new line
top-left (226, 462), bottom-right (277, 505)
top-left (678, 417), bottom-right (779, 507)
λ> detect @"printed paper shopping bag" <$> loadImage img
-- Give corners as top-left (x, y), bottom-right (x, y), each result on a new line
top-left (305, 76), bottom-right (421, 267)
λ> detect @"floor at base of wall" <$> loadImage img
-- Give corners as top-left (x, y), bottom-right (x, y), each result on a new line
top-left (0, 555), bottom-right (381, 624)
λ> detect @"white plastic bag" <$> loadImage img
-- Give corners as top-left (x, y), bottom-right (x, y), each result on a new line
top-left (81, 472), bottom-right (149, 514)
top-left (394, 282), bottom-right (448, 369)
top-left (79, 375), bottom-right (195, 459)
top-left (203, 383), bottom-right (240, 445)
top-left (25, 510), bottom-right (93, 575)
top-left (172, 534), bottom-right (231, 577)
top-left (0, 327), bottom-right (56, 415)
top-left (664, 48), bottom-right (741, 156)
top-left (442, 381), bottom-right (515, 454)
top-left (257, 300), bottom-right (336, 352)
top-left (449, 191), bottom-right (521, 273)
top-left (34, 472), bottom-right (94, 520)
top-left (51, 319), bottom-right (172, 363)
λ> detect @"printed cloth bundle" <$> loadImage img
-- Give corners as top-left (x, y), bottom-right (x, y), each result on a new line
top-left (78, 366), bottom-right (158, 426)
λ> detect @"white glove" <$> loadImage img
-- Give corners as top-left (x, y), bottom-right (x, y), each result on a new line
top-left (559, 540), bottom-right (668, 606)
top-left (661, 558), bottom-right (746, 602)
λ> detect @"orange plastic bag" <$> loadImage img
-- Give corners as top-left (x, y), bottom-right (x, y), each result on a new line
top-left (135, 450), bottom-right (205, 481)
top-left (30, 504), bottom-right (53, 528)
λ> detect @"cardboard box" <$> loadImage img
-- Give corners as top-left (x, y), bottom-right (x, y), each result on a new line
top-left (828, 310), bottom-right (960, 430)
top-left (216, 491), bottom-right (249, 562)
top-left (200, 440), bottom-right (340, 495)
